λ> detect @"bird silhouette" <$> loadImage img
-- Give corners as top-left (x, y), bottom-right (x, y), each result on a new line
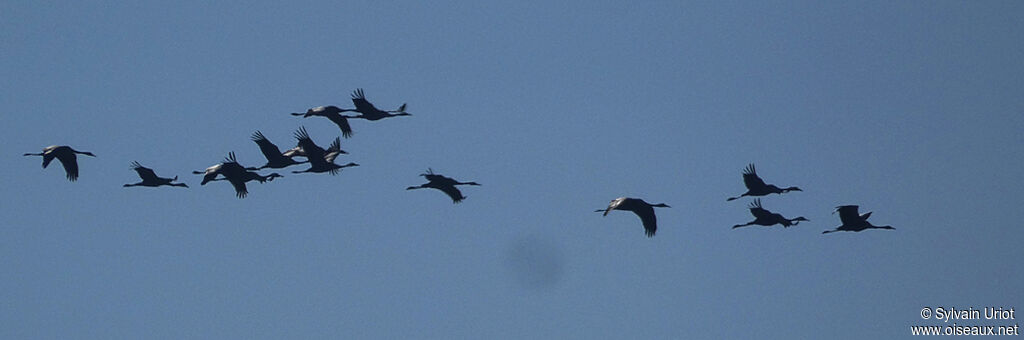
top-left (726, 164), bottom-right (801, 201)
top-left (23, 145), bottom-right (96, 181)
top-left (595, 197), bottom-right (670, 237)
top-left (343, 88), bottom-right (410, 121)
top-left (248, 130), bottom-right (310, 170)
top-left (291, 126), bottom-right (359, 175)
top-left (207, 171), bottom-right (283, 184)
top-left (123, 161), bottom-right (188, 188)
top-left (732, 199), bottom-right (807, 229)
top-left (822, 205), bottom-right (894, 234)
top-left (192, 152), bottom-right (276, 198)
top-left (290, 106), bottom-right (354, 138)
top-left (406, 168), bottom-right (480, 203)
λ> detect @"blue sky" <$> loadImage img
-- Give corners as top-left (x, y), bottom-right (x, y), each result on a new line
top-left (2, 1), bottom-right (1022, 338)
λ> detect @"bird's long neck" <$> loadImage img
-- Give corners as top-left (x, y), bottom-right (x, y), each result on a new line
top-left (24, 152), bottom-right (43, 156)
top-left (72, 149), bottom-right (94, 156)
top-left (782, 186), bottom-right (800, 192)
top-left (732, 222), bottom-right (754, 229)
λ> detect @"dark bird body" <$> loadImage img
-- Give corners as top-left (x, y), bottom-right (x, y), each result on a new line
top-left (249, 131), bottom-right (309, 170)
top-left (291, 126), bottom-right (359, 175)
top-left (343, 88), bottom-right (410, 121)
top-left (207, 171), bottom-right (282, 184)
top-left (124, 162), bottom-right (188, 188)
top-left (595, 197), bottom-right (670, 237)
top-left (727, 164), bottom-right (801, 201)
top-left (822, 205), bottom-right (894, 234)
top-left (290, 106), bottom-right (354, 138)
top-left (288, 89), bottom-right (407, 137)
top-left (406, 168), bottom-right (480, 203)
top-left (193, 152), bottom-right (279, 198)
top-left (732, 199), bottom-right (807, 229)
top-left (24, 145), bottom-right (96, 181)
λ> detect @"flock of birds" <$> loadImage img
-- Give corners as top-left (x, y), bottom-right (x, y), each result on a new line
top-left (22, 89), bottom-right (894, 238)
top-left (594, 163), bottom-right (894, 237)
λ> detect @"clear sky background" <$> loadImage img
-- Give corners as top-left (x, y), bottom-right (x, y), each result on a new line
top-left (2, 1), bottom-right (1022, 339)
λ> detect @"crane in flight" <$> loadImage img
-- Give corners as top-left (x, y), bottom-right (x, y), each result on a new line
top-left (822, 205), bottom-right (894, 234)
top-left (248, 130), bottom-right (309, 170)
top-left (24, 145), bottom-right (96, 182)
top-left (289, 89), bottom-right (409, 137)
top-left (123, 161), bottom-right (188, 188)
top-left (731, 199), bottom-right (807, 229)
top-left (595, 197), bottom-right (670, 237)
top-left (406, 168), bottom-right (480, 203)
top-left (193, 152), bottom-right (279, 198)
top-left (291, 126), bottom-right (358, 175)
top-left (727, 164), bottom-right (801, 201)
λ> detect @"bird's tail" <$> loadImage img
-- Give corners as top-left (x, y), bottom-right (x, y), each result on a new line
top-left (390, 103), bottom-right (408, 113)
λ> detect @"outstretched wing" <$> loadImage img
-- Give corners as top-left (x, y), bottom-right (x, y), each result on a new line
top-left (436, 184), bottom-right (466, 203)
top-left (251, 131), bottom-right (284, 161)
top-left (223, 151), bottom-right (239, 165)
top-left (742, 163), bottom-right (768, 189)
top-left (748, 199), bottom-right (772, 219)
top-left (835, 205), bottom-right (861, 225)
top-left (750, 207), bottom-right (774, 220)
top-left (351, 88), bottom-right (381, 112)
top-left (633, 204), bottom-right (657, 237)
top-left (324, 137), bottom-right (345, 163)
top-left (421, 169), bottom-right (454, 184)
top-left (324, 114), bottom-right (353, 138)
top-left (228, 177), bottom-right (248, 198)
top-left (130, 161), bottom-right (159, 181)
top-left (55, 152), bottom-right (80, 181)
top-left (293, 127), bottom-right (327, 167)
